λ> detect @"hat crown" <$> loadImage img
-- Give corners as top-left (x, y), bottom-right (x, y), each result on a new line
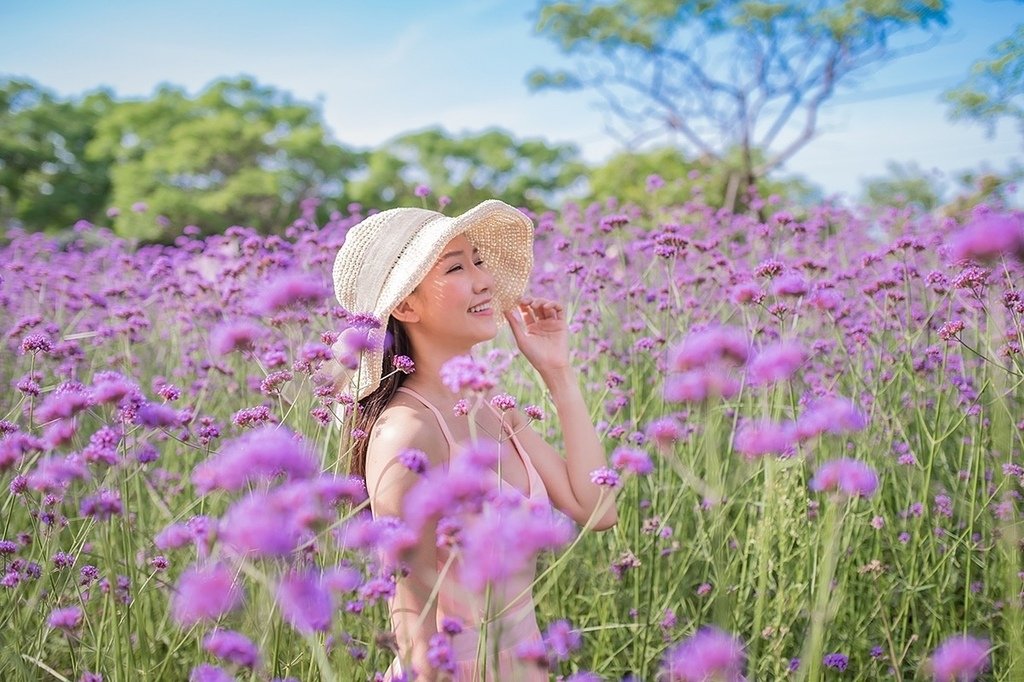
top-left (333, 207), bottom-right (444, 316)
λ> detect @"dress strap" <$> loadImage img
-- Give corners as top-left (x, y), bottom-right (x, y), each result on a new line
top-left (394, 386), bottom-right (457, 456)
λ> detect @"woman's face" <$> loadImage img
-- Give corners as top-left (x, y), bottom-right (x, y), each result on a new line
top-left (401, 233), bottom-right (497, 341)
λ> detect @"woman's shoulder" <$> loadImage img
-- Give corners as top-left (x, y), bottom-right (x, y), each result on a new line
top-left (365, 396), bottom-right (448, 471)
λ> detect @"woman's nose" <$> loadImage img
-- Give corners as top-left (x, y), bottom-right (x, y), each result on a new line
top-left (474, 261), bottom-right (494, 291)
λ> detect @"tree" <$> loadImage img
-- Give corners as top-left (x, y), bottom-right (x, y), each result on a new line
top-left (585, 145), bottom-right (819, 207)
top-left (86, 77), bottom-right (362, 240)
top-left (344, 126), bottom-right (586, 212)
top-left (528, 0), bottom-right (949, 211)
top-left (0, 79), bottom-right (115, 232)
top-left (860, 161), bottom-right (945, 211)
top-left (943, 19), bottom-right (1023, 144)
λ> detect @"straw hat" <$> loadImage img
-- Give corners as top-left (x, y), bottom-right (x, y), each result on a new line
top-left (330, 199), bottom-right (535, 402)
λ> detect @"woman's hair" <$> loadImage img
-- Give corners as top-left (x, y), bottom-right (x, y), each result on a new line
top-left (340, 314), bottom-right (414, 479)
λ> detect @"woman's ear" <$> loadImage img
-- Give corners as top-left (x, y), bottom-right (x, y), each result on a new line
top-left (391, 298), bottom-right (420, 324)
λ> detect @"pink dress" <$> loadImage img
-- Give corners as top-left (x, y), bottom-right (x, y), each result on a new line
top-left (381, 385), bottom-right (550, 682)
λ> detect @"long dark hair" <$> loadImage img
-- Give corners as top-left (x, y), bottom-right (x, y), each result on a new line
top-left (339, 314), bottom-right (414, 479)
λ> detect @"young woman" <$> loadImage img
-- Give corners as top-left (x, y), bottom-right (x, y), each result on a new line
top-left (329, 199), bottom-right (617, 680)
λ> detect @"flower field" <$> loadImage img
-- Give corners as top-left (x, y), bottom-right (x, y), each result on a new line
top-left (1, 189), bottom-right (1022, 681)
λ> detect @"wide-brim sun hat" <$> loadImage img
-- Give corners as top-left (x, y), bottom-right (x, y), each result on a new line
top-left (331, 198), bottom-right (535, 403)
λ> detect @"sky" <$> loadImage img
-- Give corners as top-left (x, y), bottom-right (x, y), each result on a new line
top-left (1, 0), bottom-right (1021, 203)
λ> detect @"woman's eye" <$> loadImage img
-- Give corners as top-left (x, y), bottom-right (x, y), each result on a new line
top-left (448, 260), bottom-right (484, 273)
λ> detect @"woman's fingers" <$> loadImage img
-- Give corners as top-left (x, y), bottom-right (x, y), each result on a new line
top-left (518, 297), bottom-right (564, 321)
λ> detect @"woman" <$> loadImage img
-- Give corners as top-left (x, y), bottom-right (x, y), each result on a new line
top-left (329, 199), bottom-right (617, 680)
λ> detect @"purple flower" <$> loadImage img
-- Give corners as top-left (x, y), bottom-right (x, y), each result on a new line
top-left (524, 405), bottom-right (545, 420)
top-left (28, 455), bottom-right (89, 493)
top-left (646, 174), bottom-right (665, 192)
top-left (796, 397), bottom-right (867, 439)
top-left (253, 274), bottom-right (330, 314)
top-left (218, 493), bottom-right (303, 557)
top-left (664, 369), bottom-right (740, 403)
top-left (948, 213), bottom-right (1024, 262)
top-left (810, 458), bottom-right (879, 499)
top-left (191, 425), bottom-right (319, 494)
top-left (733, 420), bottom-right (797, 459)
top-left (393, 355), bottom-right (415, 374)
top-left (48, 605), bottom-right (83, 631)
top-left (611, 447), bottom-right (653, 475)
top-left (668, 327), bottom-right (749, 372)
top-left (189, 664), bottom-right (233, 682)
top-left (747, 341), bottom-right (805, 385)
top-left (80, 489), bottom-right (122, 520)
top-left (35, 390), bottom-right (92, 422)
top-left (426, 633), bottom-right (455, 673)
top-left (590, 467), bottom-right (621, 487)
top-left (414, 184), bottom-right (431, 197)
top-left (203, 629), bottom-right (261, 669)
top-left (210, 320), bottom-right (267, 356)
top-left (929, 635), bottom-right (989, 682)
top-left (771, 273), bottom-right (809, 297)
top-left (823, 652), bottom-right (849, 671)
top-left (490, 393), bottom-right (517, 411)
top-left (276, 569), bottom-right (334, 634)
top-left (440, 355), bottom-right (497, 394)
top-left (135, 403), bottom-right (180, 428)
top-left (543, 619), bottom-right (582, 661)
top-left (20, 333), bottom-right (53, 354)
top-left (398, 448), bottom-right (428, 474)
top-left (659, 626), bottom-right (746, 681)
top-left (171, 563), bottom-right (245, 627)
top-left (458, 497), bottom-right (574, 592)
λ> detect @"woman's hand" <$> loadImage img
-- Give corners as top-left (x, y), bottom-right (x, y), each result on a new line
top-left (504, 296), bottom-right (570, 377)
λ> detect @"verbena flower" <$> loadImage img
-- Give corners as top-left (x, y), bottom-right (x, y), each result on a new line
top-left (191, 425), bottom-right (319, 494)
top-left (590, 467), bottom-right (621, 487)
top-left (189, 664), bottom-right (233, 682)
top-left (809, 458), bottom-right (879, 499)
top-left (659, 625), bottom-right (746, 681)
top-left (276, 569), bottom-right (334, 634)
top-left (668, 327), bottom-right (749, 372)
top-left (543, 619), bottom-right (582, 661)
top-left (47, 605), bottom-right (83, 631)
top-left (203, 629), bottom-right (261, 669)
top-left (929, 635), bottom-right (990, 682)
top-left (210, 320), bottom-right (267, 356)
top-left (823, 652), bottom-right (849, 671)
top-left (948, 212), bottom-right (1024, 262)
top-left (747, 341), bottom-right (805, 385)
top-left (611, 447), bottom-right (654, 475)
top-left (733, 420), bottom-right (797, 459)
top-left (253, 273), bottom-right (330, 314)
top-left (440, 354), bottom-right (497, 394)
top-left (171, 562), bottom-right (245, 627)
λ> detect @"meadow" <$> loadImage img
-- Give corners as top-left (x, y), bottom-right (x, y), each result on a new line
top-left (1, 183), bottom-right (1022, 681)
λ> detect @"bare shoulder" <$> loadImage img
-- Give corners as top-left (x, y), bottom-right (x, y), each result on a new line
top-left (366, 397), bottom-right (447, 471)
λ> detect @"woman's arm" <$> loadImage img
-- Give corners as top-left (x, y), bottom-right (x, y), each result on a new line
top-left (502, 296), bottom-right (618, 530)
top-left (364, 407), bottom-right (448, 680)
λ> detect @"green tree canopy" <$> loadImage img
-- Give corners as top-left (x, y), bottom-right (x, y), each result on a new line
top-left (860, 161), bottom-right (945, 211)
top-left (86, 76), bottom-right (362, 240)
top-left (344, 126), bottom-right (586, 213)
top-left (0, 79), bottom-right (115, 232)
top-left (584, 145), bottom-right (819, 208)
top-left (529, 0), bottom-right (949, 211)
top-left (944, 19), bottom-right (1023, 145)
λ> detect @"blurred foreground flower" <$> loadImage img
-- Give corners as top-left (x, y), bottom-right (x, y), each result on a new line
top-left (929, 635), bottom-right (990, 682)
top-left (809, 458), bottom-right (879, 499)
top-left (658, 625), bottom-right (746, 681)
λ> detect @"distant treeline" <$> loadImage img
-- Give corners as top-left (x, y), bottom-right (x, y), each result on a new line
top-left (1, 76), bottom-right (822, 242)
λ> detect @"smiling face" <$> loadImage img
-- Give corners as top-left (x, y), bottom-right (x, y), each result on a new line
top-left (393, 233), bottom-right (498, 345)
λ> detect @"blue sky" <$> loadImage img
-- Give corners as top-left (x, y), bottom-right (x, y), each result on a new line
top-left (1, 0), bottom-right (1021, 202)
